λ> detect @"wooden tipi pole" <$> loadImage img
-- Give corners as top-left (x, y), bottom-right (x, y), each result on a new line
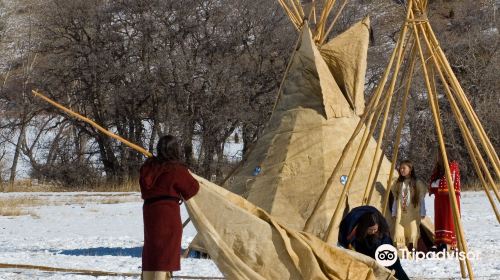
top-left (303, 33), bottom-right (402, 232)
top-left (423, 22), bottom-right (500, 178)
top-left (424, 24), bottom-right (500, 201)
top-left (363, 52), bottom-right (414, 205)
top-left (420, 27), bottom-right (500, 221)
top-left (378, 43), bottom-right (418, 210)
top-left (320, 0), bottom-right (349, 45)
top-left (322, 0), bottom-right (414, 243)
top-left (410, 9), bottom-right (473, 278)
top-left (345, 12), bottom-right (416, 210)
top-left (32, 90), bottom-right (152, 158)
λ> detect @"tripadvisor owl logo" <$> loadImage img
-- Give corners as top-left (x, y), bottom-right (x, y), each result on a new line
top-left (375, 244), bottom-right (398, 266)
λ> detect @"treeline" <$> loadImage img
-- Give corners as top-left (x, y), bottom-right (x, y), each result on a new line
top-left (0, 0), bottom-right (294, 187)
top-left (0, 0), bottom-right (498, 188)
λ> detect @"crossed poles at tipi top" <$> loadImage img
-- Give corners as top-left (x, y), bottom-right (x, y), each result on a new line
top-left (276, 0), bottom-right (350, 44)
top-left (305, 0), bottom-right (499, 279)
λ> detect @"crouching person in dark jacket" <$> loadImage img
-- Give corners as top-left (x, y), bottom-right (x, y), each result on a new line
top-left (338, 206), bottom-right (409, 280)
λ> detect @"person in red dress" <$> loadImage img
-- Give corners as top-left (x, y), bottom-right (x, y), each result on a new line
top-left (140, 135), bottom-right (200, 280)
top-left (429, 149), bottom-right (461, 251)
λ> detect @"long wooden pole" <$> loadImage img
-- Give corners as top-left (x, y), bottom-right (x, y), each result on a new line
top-left (277, 0), bottom-right (301, 29)
top-left (369, 43), bottom-right (433, 207)
top-left (422, 20), bottom-right (500, 200)
top-left (351, 66), bottom-right (406, 206)
top-left (423, 22), bottom-right (500, 178)
top-left (32, 90), bottom-right (152, 158)
top-left (0, 262), bottom-right (222, 279)
top-left (410, 13), bottom-right (472, 279)
top-left (427, 45), bottom-right (500, 222)
top-left (303, 31), bottom-right (403, 232)
top-left (319, 0), bottom-right (348, 44)
top-left (33, 90), bottom-right (206, 232)
top-left (292, 0), bottom-right (305, 18)
top-left (362, 39), bottom-right (414, 204)
top-left (365, 54), bottom-right (409, 214)
top-left (418, 20), bottom-right (500, 223)
top-left (363, 2), bottom-right (414, 216)
top-left (288, 0), bottom-right (304, 23)
top-left (321, 3), bottom-right (414, 243)
top-left (411, 14), bottom-right (473, 279)
top-left (316, 0), bottom-right (337, 40)
top-left (362, 58), bottom-right (409, 205)
top-left (422, 26), bottom-right (500, 204)
top-left (323, 86), bottom-right (390, 242)
top-left (271, 28), bottom-right (305, 113)
top-left (378, 43), bottom-right (418, 210)
top-left (427, 70), bottom-right (468, 280)
top-left (335, 91), bottom-right (389, 207)
top-left (347, 6), bottom-right (416, 207)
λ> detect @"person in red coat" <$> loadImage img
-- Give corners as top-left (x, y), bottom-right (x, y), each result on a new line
top-left (140, 135), bottom-right (200, 280)
top-left (429, 149), bottom-right (461, 251)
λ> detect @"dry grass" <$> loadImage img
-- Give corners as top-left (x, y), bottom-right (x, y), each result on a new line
top-left (463, 181), bottom-right (483, 191)
top-left (0, 194), bottom-right (138, 217)
top-left (46, 194), bottom-right (139, 206)
top-left (462, 181), bottom-right (500, 192)
top-left (88, 180), bottom-right (140, 192)
top-left (0, 182), bottom-right (140, 217)
top-left (1, 179), bottom-right (140, 193)
top-left (0, 196), bottom-right (43, 217)
top-left (1, 180), bottom-right (61, 192)
top-left (100, 198), bottom-right (125, 204)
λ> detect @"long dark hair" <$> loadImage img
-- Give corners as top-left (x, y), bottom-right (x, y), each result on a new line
top-left (156, 135), bottom-right (181, 163)
top-left (397, 159), bottom-right (419, 207)
top-left (355, 211), bottom-right (389, 242)
top-left (434, 145), bottom-right (455, 178)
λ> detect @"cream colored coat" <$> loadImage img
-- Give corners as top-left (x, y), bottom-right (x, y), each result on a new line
top-left (390, 179), bottom-right (427, 249)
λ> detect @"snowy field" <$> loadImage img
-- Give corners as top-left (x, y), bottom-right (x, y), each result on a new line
top-left (0, 191), bottom-right (498, 279)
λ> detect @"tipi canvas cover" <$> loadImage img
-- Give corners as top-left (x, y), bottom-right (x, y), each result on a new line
top-left (187, 174), bottom-right (396, 280)
top-left (225, 20), bottom-right (394, 243)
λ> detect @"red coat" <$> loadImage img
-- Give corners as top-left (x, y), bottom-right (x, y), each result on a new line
top-left (140, 159), bottom-right (199, 271)
top-left (429, 161), bottom-right (461, 247)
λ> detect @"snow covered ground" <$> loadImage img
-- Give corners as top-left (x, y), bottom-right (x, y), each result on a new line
top-left (0, 191), bottom-right (498, 279)
top-left (0, 192), bottom-right (221, 279)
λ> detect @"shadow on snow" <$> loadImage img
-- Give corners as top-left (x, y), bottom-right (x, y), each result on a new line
top-left (59, 247), bottom-right (142, 257)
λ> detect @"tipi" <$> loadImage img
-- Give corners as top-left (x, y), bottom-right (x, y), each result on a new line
top-left (224, 5), bottom-right (393, 243)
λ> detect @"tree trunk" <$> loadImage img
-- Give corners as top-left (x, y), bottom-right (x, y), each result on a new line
top-left (8, 120), bottom-right (27, 190)
top-left (0, 151), bottom-right (5, 188)
top-left (242, 124), bottom-right (257, 156)
top-left (202, 143), bottom-right (214, 180)
top-left (183, 120), bottom-right (195, 168)
top-left (215, 143), bottom-right (225, 184)
top-left (96, 134), bottom-right (121, 183)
